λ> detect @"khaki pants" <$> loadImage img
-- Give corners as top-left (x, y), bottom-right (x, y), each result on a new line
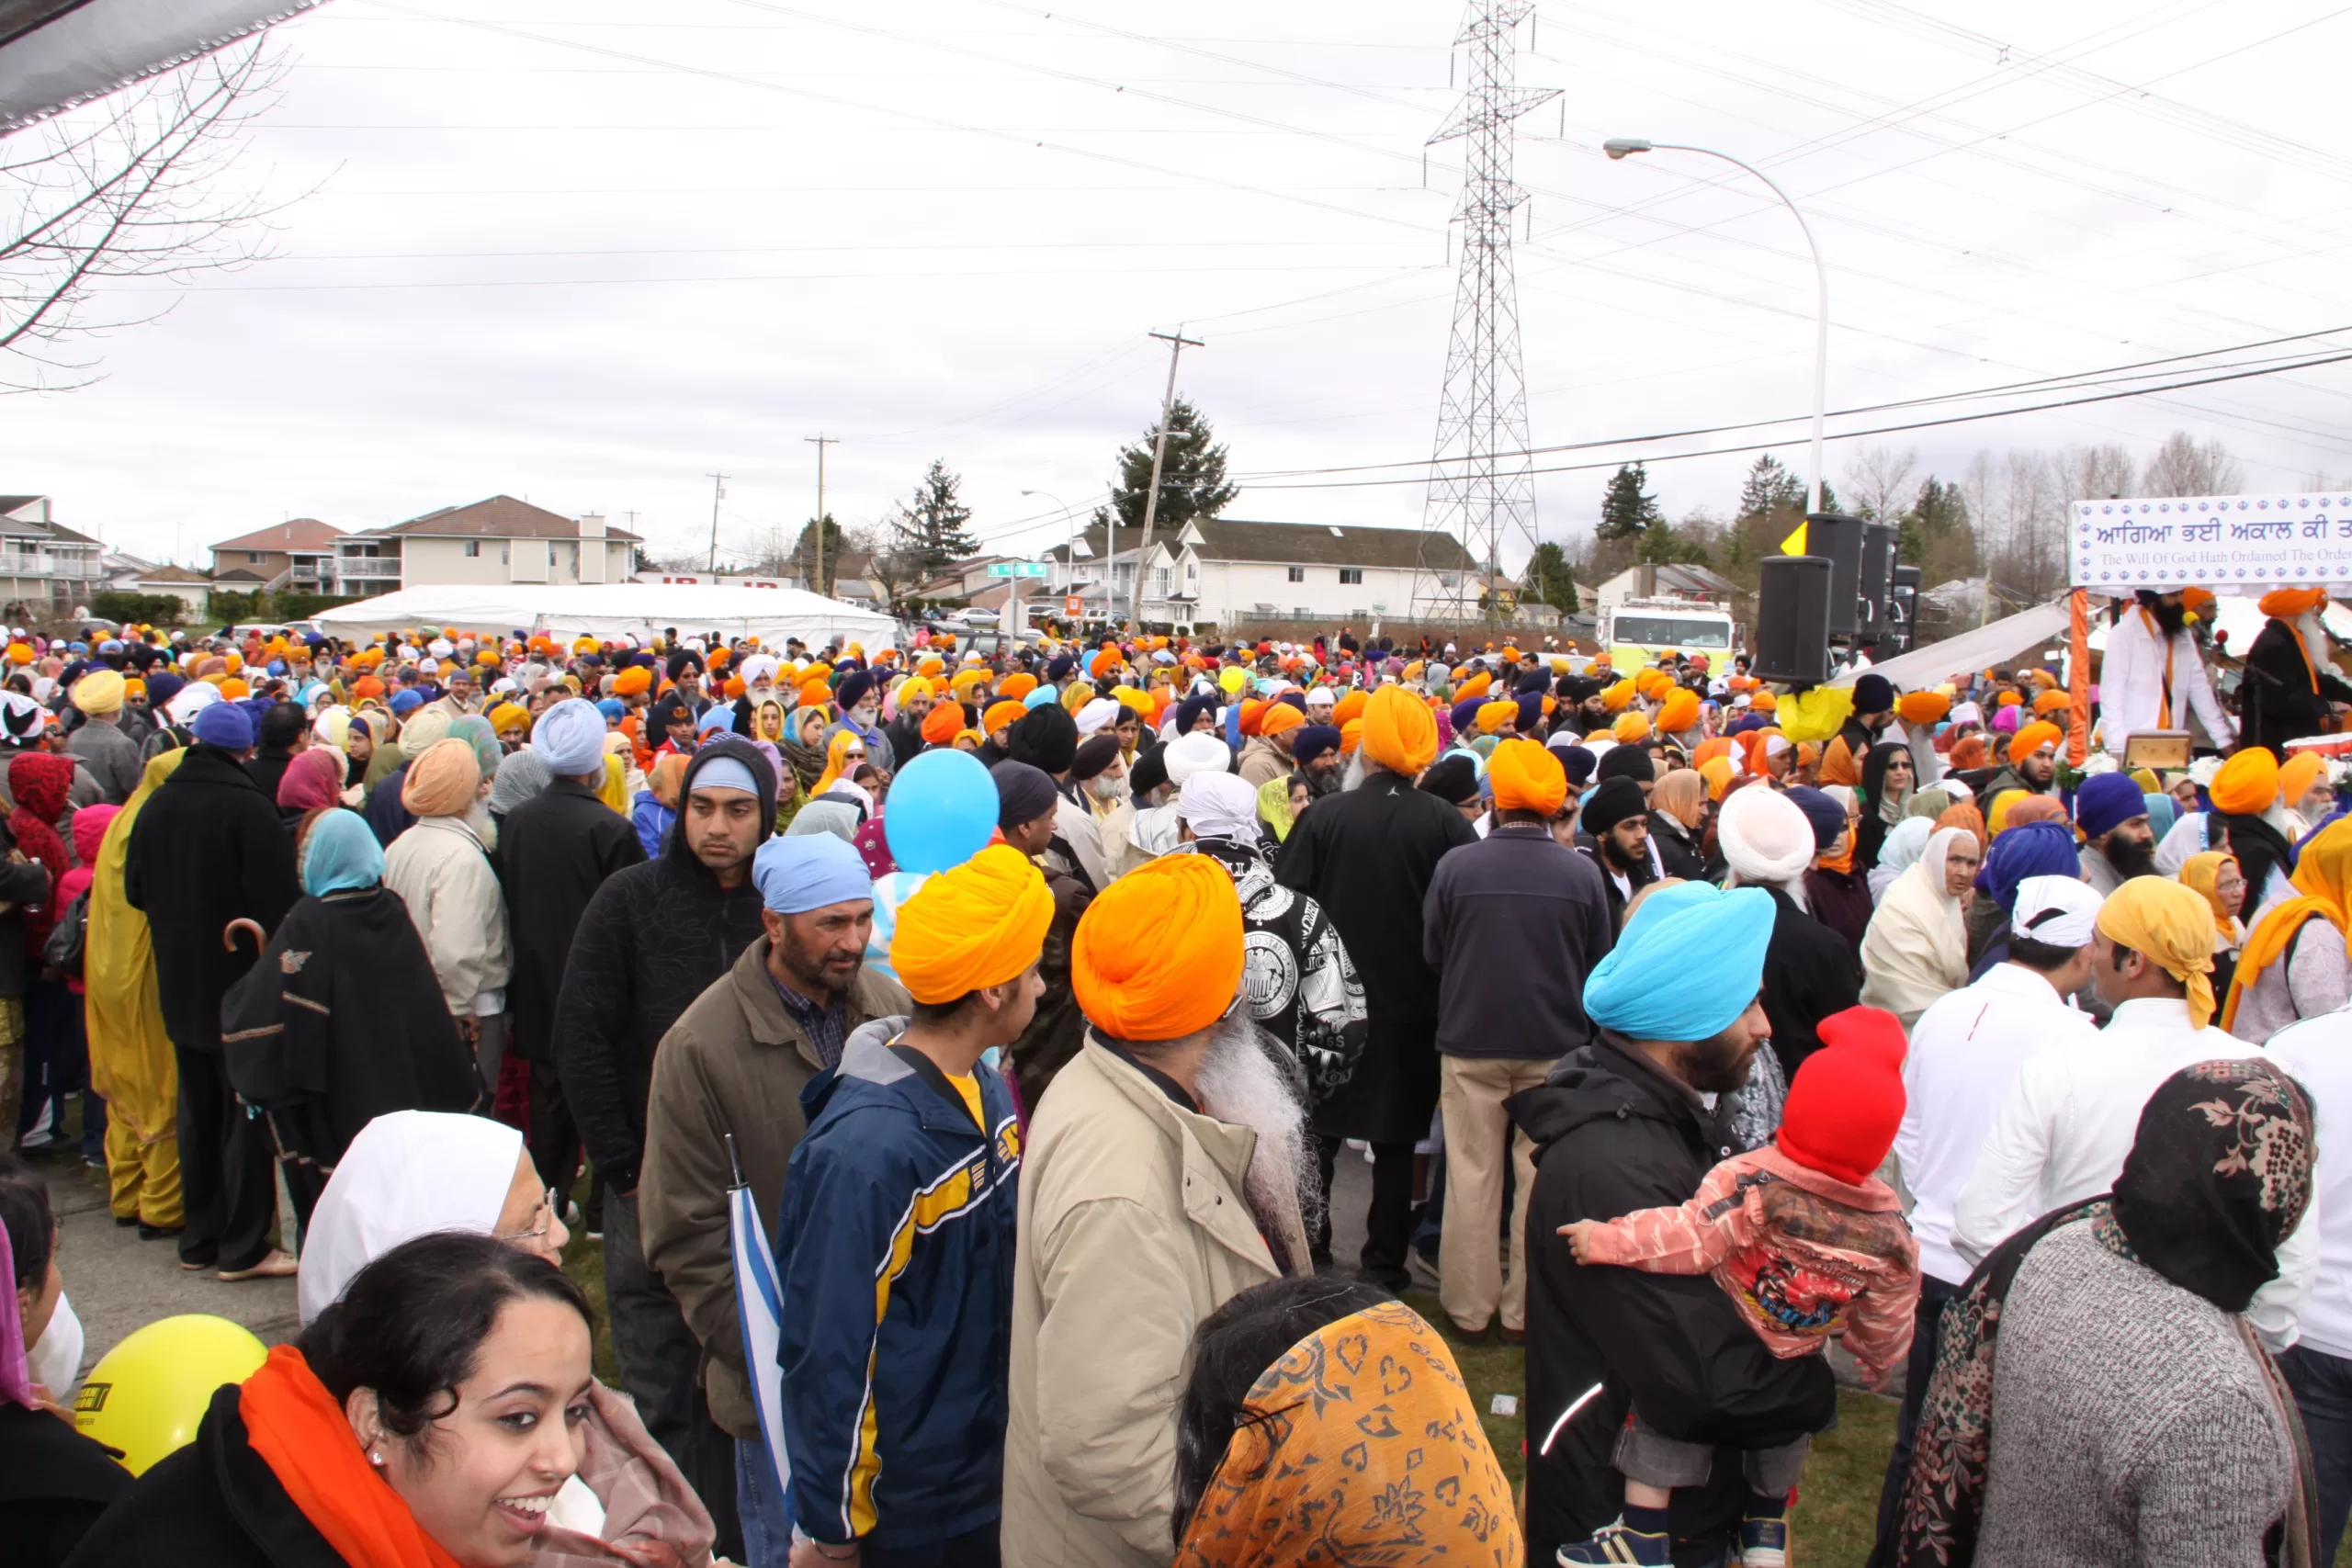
top-left (1438, 1054), bottom-right (1555, 1335)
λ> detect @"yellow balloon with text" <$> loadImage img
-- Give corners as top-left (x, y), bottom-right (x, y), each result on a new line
top-left (74, 1314), bottom-right (269, 1474)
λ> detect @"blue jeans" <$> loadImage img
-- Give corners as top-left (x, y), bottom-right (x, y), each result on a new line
top-left (2280, 1344), bottom-right (2352, 1562)
top-left (735, 1438), bottom-right (793, 1568)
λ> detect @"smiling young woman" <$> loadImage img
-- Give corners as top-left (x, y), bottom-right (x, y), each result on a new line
top-left (61, 1234), bottom-right (600, 1568)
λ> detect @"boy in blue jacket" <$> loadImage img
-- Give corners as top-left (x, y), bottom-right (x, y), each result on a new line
top-left (775, 843), bottom-right (1053, 1568)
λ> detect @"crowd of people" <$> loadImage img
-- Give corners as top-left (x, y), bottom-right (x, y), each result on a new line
top-left (0, 581), bottom-right (2348, 1567)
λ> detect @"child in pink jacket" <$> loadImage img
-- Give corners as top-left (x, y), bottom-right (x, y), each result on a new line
top-left (1556, 1005), bottom-right (1921, 1568)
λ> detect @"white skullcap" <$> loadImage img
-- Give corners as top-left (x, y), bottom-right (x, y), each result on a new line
top-left (1305, 686), bottom-right (1335, 706)
top-left (1163, 730), bottom-right (1231, 787)
top-left (1763, 733), bottom-right (1793, 759)
top-left (2012, 875), bottom-right (2104, 949)
top-left (1718, 784), bottom-right (1815, 886)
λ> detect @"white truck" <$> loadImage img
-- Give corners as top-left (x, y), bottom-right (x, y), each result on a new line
top-left (1599, 596), bottom-right (1740, 667)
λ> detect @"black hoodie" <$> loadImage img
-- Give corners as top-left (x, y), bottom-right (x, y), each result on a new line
top-left (1510, 1033), bottom-right (1837, 1565)
top-left (558, 739), bottom-right (778, 1192)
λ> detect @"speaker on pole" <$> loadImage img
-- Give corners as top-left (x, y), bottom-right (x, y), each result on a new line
top-left (1753, 555), bottom-right (1832, 685)
top-left (1806, 513), bottom-right (1869, 637)
top-left (1888, 565), bottom-right (1922, 656)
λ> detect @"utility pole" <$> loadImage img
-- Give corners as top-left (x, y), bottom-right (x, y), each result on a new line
top-left (805, 434), bottom-right (839, 597)
top-left (1131, 328), bottom-right (1203, 627)
top-left (705, 473), bottom-right (728, 574)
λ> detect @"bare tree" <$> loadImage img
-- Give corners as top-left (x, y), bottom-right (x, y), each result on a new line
top-left (3, 39), bottom-right (292, 391)
top-left (1841, 444), bottom-right (1918, 524)
top-left (2140, 431), bottom-right (2243, 498)
top-left (852, 520), bottom-right (922, 614)
top-left (2051, 443), bottom-right (2136, 505)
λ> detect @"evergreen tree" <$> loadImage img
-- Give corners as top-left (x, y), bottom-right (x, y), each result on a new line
top-left (892, 458), bottom-right (979, 577)
top-left (795, 513), bottom-right (845, 598)
top-left (1597, 462), bottom-right (1664, 540)
top-left (1521, 541), bottom-right (1579, 615)
top-left (1094, 397), bottom-right (1237, 539)
top-left (1736, 454), bottom-right (1806, 523)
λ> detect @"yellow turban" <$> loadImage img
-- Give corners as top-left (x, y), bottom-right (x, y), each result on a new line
top-left (1612, 713), bottom-right (1651, 745)
top-left (614, 666), bottom-right (653, 697)
top-left (1071, 854), bottom-right (1243, 1042)
top-left (2098, 874), bottom-right (2219, 1029)
top-left (2210, 747), bottom-right (2280, 817)
top-left (2261, 588), bottom-right (2328, 620)
top-left (983, 700), bottom-right (1026, 738)
top-left (487, 702), bottom-right (531, 735)
top-left (2280, 750), bottom-right (2327, 807)
top-left (1698, 754), bottom-right (1737, 801)
top-left (1634, 668), bottom-right (1674, 700)
top-left (1600, 678), bottom-right (1635, 713)
top-left (1655, 688), bottom-right (1700, 736)
top-left (1476, 699), bottom-right (1518, 736)
top-left (1896, 691), bottom-right (1950, 726)
top-left (1454, 671), bottom-right (1491, 702)
top-left (1361, 685), bottom-right (1438, 776)
top-left (72, 669), bottom-right (125, 716)
top-left (890, 843), bottom-right (1055, 1005)
top-left (1487, 739), bottom-right (1566, 817)
top-left (1747, 689), bottom-right (1778, 714)
top-left (897, 676), bottom-right (934, 704)
top-left (2007, 720), bottom-right (2062, 766)
top-left (1987, 789), bottom-right (2025, 835)
top-left (1340, 717), bottom-right (1363, 755)
top-left (1332, 690), bottom-right (1368, 727)
top-left (951, 668), bottom-right (987, 694)
top-left (401, 737), bottom-right (482, 818)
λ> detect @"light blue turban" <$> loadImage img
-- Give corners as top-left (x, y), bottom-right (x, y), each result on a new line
top-left (532, 697), bottom-right (605, 776)
top-left (1584, 882), bottom-right (1773, 1041)
top-left (753, 833), bottom-right (872, 914)
top-left (1022, 685), bottom-right (1058, 710)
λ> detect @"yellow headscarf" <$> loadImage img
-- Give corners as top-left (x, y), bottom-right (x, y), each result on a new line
top-left (811, 729), bottom-right (863, 797)
top-left (2222, 817), bottom-right (2352, 1032)
top-left (2179, 851), bottom-right (2246, 951)
top-left (2100, 874), bottom-right (2221, 1030)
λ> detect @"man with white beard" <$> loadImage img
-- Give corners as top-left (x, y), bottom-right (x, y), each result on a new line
top-left (1001, 852), bottom-right (1316, 1568)
top-left (2241, 586), bottom-right (2352, 757)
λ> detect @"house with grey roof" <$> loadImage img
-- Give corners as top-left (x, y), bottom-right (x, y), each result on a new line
top-left (1041, 517), bottom-right (1483, 629)
top-left (336, 495), bottom-right (641, 595)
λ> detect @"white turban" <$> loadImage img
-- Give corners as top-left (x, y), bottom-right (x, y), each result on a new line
top-left (742, 654), bottom-right (780, 687)
top-left (532, 697), bottom-right (606, 776)
top-left (1718, 784), bottom-right (1815, 886)
top-left (1179, 770), bottom-right (1261, 843)
top-left (298, 1111), bottom-right (523, 1325)
top-left (1163, 730), bottom-right (1232, 787)
top-left (1076, 697), bottom-right (1122, 736)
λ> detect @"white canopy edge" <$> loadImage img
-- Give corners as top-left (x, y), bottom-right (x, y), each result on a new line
top-left (1827, 599), bottom-right (2073, 691)
top-left (0, 0), bottom-right (326, 133)
top-left (309, 584), bottom-right (899, 649)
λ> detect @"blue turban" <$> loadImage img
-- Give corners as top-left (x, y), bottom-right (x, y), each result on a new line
top-left (1984, 818), bottom-right (2080, 913)
top-left (1172, 693), bottom-right (1218, 736)
top-left (144, 671), bottom-right (185, 710)
top-left (752, 832), bottom-right (872, 914)
top-left (2143, 791), bottom-right (2177, 840)
top-left (191, 701), bottom-right (254, 750)
top-left (2074, 772), bottom-right (2148, 840)
top-left (1516, 691), bottom-right (1544, 734)
top-left (531, 697), bottom-right (605, 776)
top-left (1558, 744), bottom-right (1596, 787)
top-left (1022, 684), bottom-right (1057, 710)
top-left (696, 706), bottom-right (735, 737)
top-left (595, 698), bottom-right (626, 722)
top-left (1784, 785), bottom-right (1848, 851)
top-left (1449, 696), bottom-right (1482, 737)
top-left (389, 688), bottom-right (425, 716)
top-left (1585, 883), bottom-right (1774, 1041)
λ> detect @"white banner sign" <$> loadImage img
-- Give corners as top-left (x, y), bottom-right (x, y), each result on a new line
top-left (2072, 491), bottom-right (2352, 593)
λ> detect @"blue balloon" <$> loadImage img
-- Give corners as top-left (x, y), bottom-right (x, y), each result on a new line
top-left (882, 748), bottom-right (998, 874)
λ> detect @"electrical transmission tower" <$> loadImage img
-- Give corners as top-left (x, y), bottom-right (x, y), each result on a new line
top-left (1411, 0), bottom-right (1557, 632)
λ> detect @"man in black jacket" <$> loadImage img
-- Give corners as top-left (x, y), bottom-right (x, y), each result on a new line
top-left (243, 701), bottom-right (305, 808)
top-left (496, 699), bottom-right (646, 1202)
top-left (1422, 739), bottom-right (1611, 1342)
top-left (123, 702), bottom-right (301, 1279)
top-left (2242, 588), bottom-right (2352, 756)
top-left (1514, 882), bottom-right (1836, 1567)
top-left (557, 738), bottom-right (774, 1557)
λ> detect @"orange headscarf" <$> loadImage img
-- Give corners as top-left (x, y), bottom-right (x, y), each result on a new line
top-left (647, 752), bottom-right (691, 810)
top-left (1173, 1300), bottom-right (1522, 1568)
top-left (1935, 800), bottom-right (1988, 854)
top-left (1651, 766), bottom-right (1705, 830)
top-left (2223, 817), bottom-right (2352, 1031)
top-left (398, 739), bottom-right (481, 819)
top-left (1072, 853), bottom-right (1242, 1041)
top-left (1817, 735), bottom-right (1863, 788)
top-left (240, 1345), bottom-right (465, 1568)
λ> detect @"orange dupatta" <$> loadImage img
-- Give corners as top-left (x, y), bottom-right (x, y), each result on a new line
top-left (240, 1344), bottom-right (463, 1568)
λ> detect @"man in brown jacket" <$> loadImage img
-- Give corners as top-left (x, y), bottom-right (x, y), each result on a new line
top-left (639, 832), bottom-right (909, 1568)
top-left (1001, 853), bottom-right (1315, 1568)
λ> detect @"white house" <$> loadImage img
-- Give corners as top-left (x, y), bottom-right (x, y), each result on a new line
top-left (1041, 518), bottom-right (1482, 630)
top-left (338, 496), bottom-right (640, 595)
top-left (0, 496), bottom-right (107, 618)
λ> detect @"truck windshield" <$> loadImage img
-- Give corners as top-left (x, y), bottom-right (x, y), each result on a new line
top-left (1613, 615), bottom-right (1731, 650)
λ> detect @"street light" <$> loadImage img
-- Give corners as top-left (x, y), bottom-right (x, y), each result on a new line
top-left (1603, 137), bottom-right (1831, 516)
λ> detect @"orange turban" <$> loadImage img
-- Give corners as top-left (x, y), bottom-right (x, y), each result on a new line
top-left (2262, 588), bottom-right (2328, 620)
top-left (2180, 586), bottom-right (2215, 612)
top-left (1634, 669), bottom-right (1674, 700)
top-left (1690, 736), bottom-right (1734, 769)
top-left (1071, 853), bottom-right (1243, 1042)
top-left (2280, 750), bottom-right (2328, 807)
top-left (1332, 689), bottom-right (1368, 727)
top-left (982, 700), bottom-right (1026, 737)
top-left (220, 678), bottom-right (250, 699)
top-left (2031, 688), bottom-right (2071, 716)
top-left (918, 656), bottom-right (945, 678)
top-left (1698, 754), bottom-right (1737, 801)
top-left (723, 675), bottom-right (747, 699)
top-left (614, 666), bottom-right (652, 697)
top-left (797, 680), bottom-right (832, 711)
top-left (1340, 717), bottom-right (1363, 755)
top-left (1656, 688), bottom-right (1700, 735)
top-left (999, 673), bottom-right (1037, 701)
top-left (1487, 739), bottom-right (1566, 817)
top-left (1747, 689), bottom-right (1778, 714)
top-left (1455, 671), bottom-right (1491, 702)
top-left (1896, 691), bottom-right (1950, 725)
top-left (1996, 691), bottom-right (2021, 707)
top-left (2211, 747), bottom-right (2280, 816)
top-left (1611, 713), bottom-right (1651, 745)
top-left (1259, 702), bottom-right (1306, 738)
top-left (1238, 700), bottom-right (1267, 737)
top-left (1600, 679), bottom-right (1634, 713)
top-left (352, 676), bottom-right (385, 701)
top-left (2007, 720), bottom-right (2062, 765)
top-left (1476, 699), bottom-right (1519, 736)
top-left (401, 738), bottom-right (481, 818)
top-left (890, 843), bottom-right (1055, 1005)
top-left (1362, 685), bottom-right (1437, 776)
top-left (922, 704), bottom-right (962, 745)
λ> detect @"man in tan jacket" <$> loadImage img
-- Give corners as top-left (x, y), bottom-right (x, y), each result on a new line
top-left (639, 833), bottom-right (909, 1568)
top-left (1001, 853), bottom-right (1316, 1567)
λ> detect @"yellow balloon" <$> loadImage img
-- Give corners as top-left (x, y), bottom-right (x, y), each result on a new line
top-left (1218, 665), bottom-right (1248, 695)
top-left (74, 1314), bottom-right (268, 1475)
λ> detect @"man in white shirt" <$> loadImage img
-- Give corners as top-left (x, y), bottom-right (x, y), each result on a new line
top-left (1863, 876), bottom-right (2102, 1567)
top-left (1952, 874), bottom-right (2313, 1352)
top-left (2263, 1003), bottom-right (2352, 1561)
top-left (2099, 588), bottom-right (2234, 757)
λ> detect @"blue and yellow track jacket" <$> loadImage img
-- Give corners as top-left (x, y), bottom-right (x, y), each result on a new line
top-left (774, 1018), bottom-right (1022, 1551)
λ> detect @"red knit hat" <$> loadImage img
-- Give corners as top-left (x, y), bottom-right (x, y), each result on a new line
top-left (1775, 1005), bottom-right (1908, 1186)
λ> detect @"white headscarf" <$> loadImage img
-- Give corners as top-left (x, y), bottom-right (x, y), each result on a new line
top-left (1719, 784), bottom-right (1815, 886)
top-left (1869, 815), bottom-right (1934, 904)
top-left (1178, 769), bottom-right (1261, 843)
top-left (1859, 824), bottom-right (1973, 1026)
top-left (297, 1111), bottom-right (525, 1325)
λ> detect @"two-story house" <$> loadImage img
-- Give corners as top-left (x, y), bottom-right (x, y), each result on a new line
top-left (209, 519), bottom-right (348, 596)
top-left (337, 496), bottom-right (640, 595)
top-left (0, 496), bottom-right (107, 619)
top-left (1041, 518), bottom-right (1483, 631)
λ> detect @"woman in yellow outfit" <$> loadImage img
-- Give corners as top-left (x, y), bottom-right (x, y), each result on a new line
top-left (85, 748), bottom-right (187, 1230)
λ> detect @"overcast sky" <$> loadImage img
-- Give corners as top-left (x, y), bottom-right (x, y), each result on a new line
top-left (13, 0), bottom-right (2352, 571)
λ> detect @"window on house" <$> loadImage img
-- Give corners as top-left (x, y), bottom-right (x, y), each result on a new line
top-left (1152, 568), bottom-right (1170, 596)
top-left (1339, 568), bottom-right (1363, 585)
top-left (246, 552), bottom-right (264, 564)
top-left (1286, 566), bottom-right (1305, 582)
top-left (464, 541), bottom-right (481, 558)
top-left (1187, 562), bottom-right (1198, 579)
top-left (501, 542), bottom-right (511, 566)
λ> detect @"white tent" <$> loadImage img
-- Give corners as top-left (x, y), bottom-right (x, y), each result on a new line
top-left (310, 584), bottom-right (898, 649)
top-left (1827, 599), bottom-right (2074, 691)
top-left (0, 0), bottom-right (327, 132)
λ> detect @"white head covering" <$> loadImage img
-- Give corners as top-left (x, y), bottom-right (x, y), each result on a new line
top-left (1859, 825), bottom-right (1973, 1026)
top-left (2154, 808), bottom-right (2211, 877)
top-left (532, 697), bottom-right (605, 775)
top-left (1869, 815), bottom-right (1935, 903)
top-left (1719, 784), bottom-right (1815, 886)
top-left (2011, 874), bottom-right (2104, 949)
top-left (1163, 730), bottom-right (1231, 787)
top-left (1076, 698), bottom-right (1121, 736)
top-left (165, 681), bottom-right (220, 727)
top-left (298, 1111), bottom-right (526, 1325)
top-left (1178, 769), bottom-right (1261, 843)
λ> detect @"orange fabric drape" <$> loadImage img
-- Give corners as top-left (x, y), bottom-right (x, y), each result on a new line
top-left (2067, 589), bottom-right (2091, 765)
top-left (239, 1346), bottom-right (464, 1568)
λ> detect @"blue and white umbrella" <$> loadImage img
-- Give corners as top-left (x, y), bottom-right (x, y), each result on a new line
top-left (727, 1134), bottom-right (792, 1521)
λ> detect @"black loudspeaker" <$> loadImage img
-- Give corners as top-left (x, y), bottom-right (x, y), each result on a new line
top-left (1808, 513), bottom-right (1870, 637)
top-left (1754, 555), bottom-right (1832, 685)
top-left (1888, 566), bottom-right (1922, 655)
top-left (1859, 524), bottom-right (1897, 635)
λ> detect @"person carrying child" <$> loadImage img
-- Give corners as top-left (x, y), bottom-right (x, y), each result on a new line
top-left (1555, 1004), bottom-right (1921, 1568)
